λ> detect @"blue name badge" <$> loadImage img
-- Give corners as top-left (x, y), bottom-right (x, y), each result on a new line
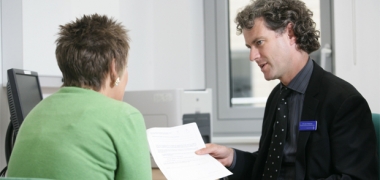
top-left (299, 121), bottom-right (317, 131)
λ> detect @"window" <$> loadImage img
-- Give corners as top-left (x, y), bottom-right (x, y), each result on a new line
top-left (205, 0), bottom-right (333, 137)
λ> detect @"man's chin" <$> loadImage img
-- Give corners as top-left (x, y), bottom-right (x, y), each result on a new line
top-left (263, 75), bottom-right (274, 81)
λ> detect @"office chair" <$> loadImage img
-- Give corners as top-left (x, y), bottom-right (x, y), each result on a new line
top-left (372, 113), bottom-right (380, 180)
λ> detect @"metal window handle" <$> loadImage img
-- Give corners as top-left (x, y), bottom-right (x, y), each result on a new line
top-left (320, 43), bottom-right (332, 70)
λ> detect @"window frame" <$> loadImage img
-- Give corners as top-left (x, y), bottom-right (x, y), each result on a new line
top-left (204, 0), bottom-right (333, 136)
top-left (205, 0), bottom-right (263, 137)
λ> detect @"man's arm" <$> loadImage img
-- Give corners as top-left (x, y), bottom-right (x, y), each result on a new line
top-left (196, 144), bottom-right (257, 180)
top-left (227, 149), bottom-right (257, 180)
top-left (325, 95), bottom-right (378, 179)
top-left (195, 143), bottom-right (235, 167)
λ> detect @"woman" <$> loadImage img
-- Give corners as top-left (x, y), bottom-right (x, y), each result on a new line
top-left (7, 14), bottom-right (152, 180)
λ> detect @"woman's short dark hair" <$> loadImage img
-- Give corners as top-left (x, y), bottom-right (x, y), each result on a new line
top-left (235, 0), bottom-right (320, 54)
top-left (55, 14), bottom-right (130, 91)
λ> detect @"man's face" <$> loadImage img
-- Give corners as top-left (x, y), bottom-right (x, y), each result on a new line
top-left (243, 17), bottom-right (293, 83)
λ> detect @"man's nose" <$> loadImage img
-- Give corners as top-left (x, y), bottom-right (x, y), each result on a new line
top-left (249, 47), bottom-right (259, 62)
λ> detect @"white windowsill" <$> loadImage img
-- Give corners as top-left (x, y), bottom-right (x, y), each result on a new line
top-left (212, 136), bottom-right (260, 144)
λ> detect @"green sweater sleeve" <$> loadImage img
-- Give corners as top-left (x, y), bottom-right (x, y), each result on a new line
top-left (115, 111), bottom-right (152, 180)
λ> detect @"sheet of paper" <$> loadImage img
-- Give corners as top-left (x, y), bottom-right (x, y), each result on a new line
top-left (147, 123), bottom-right (232, 180)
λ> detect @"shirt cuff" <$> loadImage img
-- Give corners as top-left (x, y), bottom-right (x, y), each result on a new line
top-left (227, 149), bottom-right (237, 170)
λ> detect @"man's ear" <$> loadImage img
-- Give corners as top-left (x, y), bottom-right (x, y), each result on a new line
top-left (286, 23), bottom-right (296, 45)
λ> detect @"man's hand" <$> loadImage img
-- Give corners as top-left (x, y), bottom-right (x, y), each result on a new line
top-left (195, 143), bottom-right (235, 167)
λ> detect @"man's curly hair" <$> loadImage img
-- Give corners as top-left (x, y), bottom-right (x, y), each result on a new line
top-left (235, 0), bottom-right (320, 54)
top-left (55, 14), bottom-right (130, 91)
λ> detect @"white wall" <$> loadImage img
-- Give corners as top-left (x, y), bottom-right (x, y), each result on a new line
top-left (1, 0), bottom-right (205, 90)
top-left (120, 0), bottom-right (205, 90)
top-left (333, 0), bottom-right (380, 114)
top-left (21, 0), bottom-right (121, 77)
top-left (0, 0), bottom-right (204, 169)
top-left (0, 0), bottom-right (6, 171)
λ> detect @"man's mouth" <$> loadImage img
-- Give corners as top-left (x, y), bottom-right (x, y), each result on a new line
top-left (259, 63), bottom-right (267, 69)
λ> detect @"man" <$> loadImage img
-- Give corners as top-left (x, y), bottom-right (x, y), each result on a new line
top-left (196, 0), bottom-right (378, 179)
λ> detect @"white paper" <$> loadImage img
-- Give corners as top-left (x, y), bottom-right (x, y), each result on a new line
top-left (147, 123), bottom-right (232, 180)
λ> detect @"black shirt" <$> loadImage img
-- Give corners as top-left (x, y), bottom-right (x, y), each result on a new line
top-left (278, 58), bottom-right (313, 179)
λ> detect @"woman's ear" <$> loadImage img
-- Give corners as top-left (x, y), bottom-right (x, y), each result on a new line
top-left (110, 59), bottom-right (118, 87)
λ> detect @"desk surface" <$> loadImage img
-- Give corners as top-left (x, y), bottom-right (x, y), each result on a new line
top-left (152, 168), bottom-right (223, 180)
top-left (152, 168), bottom-right (166, 180)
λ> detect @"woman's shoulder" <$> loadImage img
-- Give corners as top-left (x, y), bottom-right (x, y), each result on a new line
top-left (44, 87), bottom-right (145, 122)
top-left (97, 95), bottom-right (139, 112)
top-left (99, 97), bottom-right (144, 123)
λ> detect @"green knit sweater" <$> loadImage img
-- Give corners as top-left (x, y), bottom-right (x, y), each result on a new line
top-left (7, 87), bottom-right (152, 180)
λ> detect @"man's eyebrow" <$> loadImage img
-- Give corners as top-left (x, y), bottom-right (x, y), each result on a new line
top-left (245, 35), bottom-right (264, 48)
top-left (252, 36), bottom-right (264, 44)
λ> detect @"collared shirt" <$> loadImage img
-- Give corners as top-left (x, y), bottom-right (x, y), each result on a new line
top-left (278, 58), bottom-right (313, 179)
top-left (228, 59), bottom-right (314, 179)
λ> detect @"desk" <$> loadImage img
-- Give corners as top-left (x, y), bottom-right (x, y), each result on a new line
top-left (152, 168), bottom-right (166, 180)
top-left (152, 168), bottom-right (224, 180)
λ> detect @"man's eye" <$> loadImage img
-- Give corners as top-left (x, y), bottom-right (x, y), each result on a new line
top-left (256, 40), bottom-right (263, 45)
